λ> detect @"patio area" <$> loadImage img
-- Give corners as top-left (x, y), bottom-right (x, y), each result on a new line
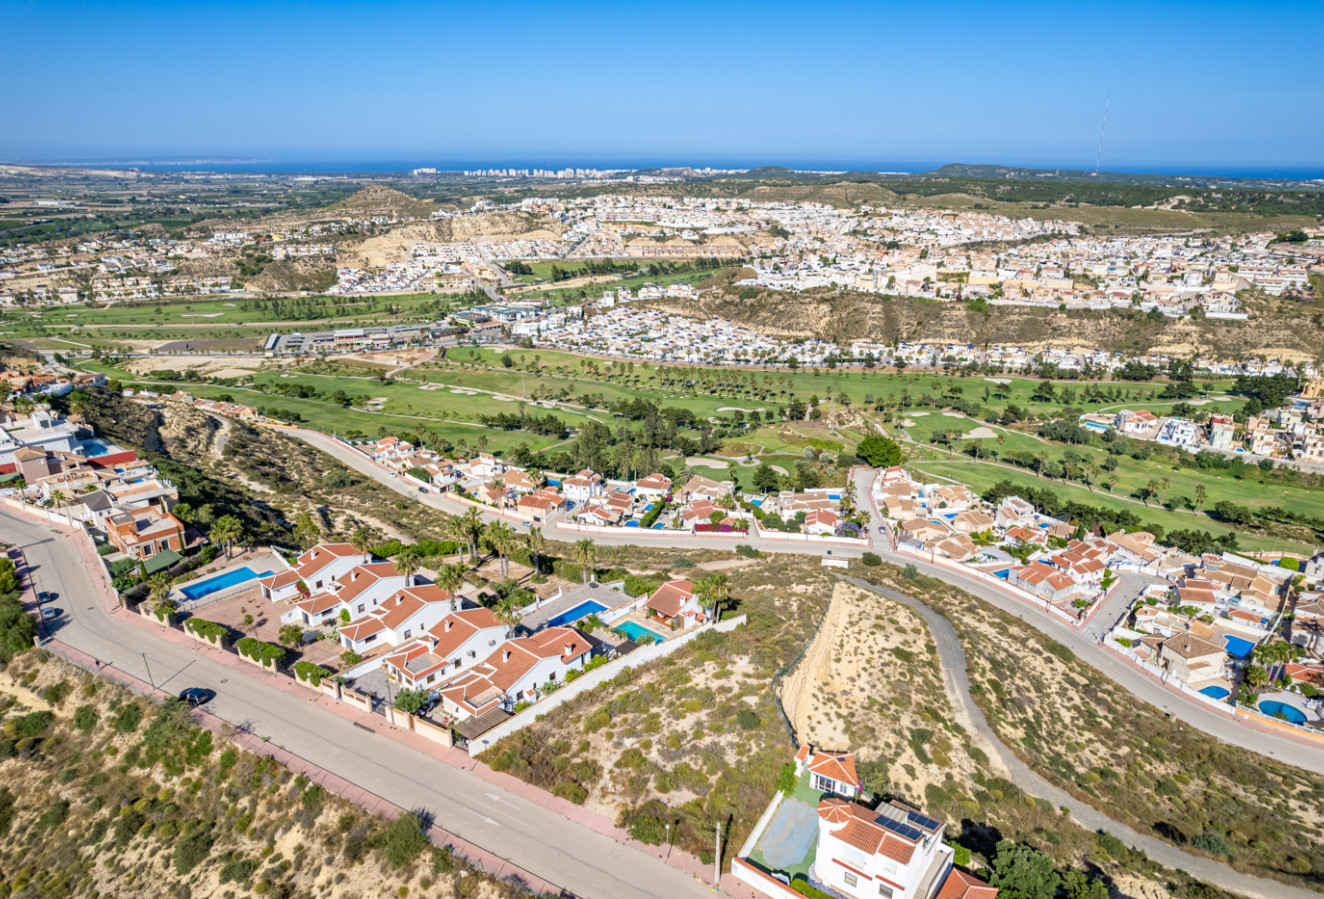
top-left (743, 766), bottom-right (829, 886)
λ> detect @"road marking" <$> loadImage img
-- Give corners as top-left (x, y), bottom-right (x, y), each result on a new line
top-left (463, 807), bottom-right (500, 827)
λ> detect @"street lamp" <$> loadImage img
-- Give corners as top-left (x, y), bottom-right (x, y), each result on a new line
top-left (665, 821), bottom-right (671, 861)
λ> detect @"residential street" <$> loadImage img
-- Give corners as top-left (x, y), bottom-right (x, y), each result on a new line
top-left (848, 466), bottom-right (1324, 775)
top-left (293, 427), bottom-right (868, 556)
top-left (2, 510), bottom-right (718, 899)
top-left (841, 575), bottom-right (1320, 899)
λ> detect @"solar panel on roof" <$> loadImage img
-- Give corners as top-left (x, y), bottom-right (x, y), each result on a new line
top-left (876, 814), bottom-right (924, 843)
top-left (906, 811), bottom-right (943, 832)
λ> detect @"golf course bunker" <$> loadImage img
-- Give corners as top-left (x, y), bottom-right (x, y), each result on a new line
top-left (940, 411), bottom-right (965, 418)
top-left (686, 457), bottom-right (728, 468)
top-left (909, 411), bottom-right (930, 417)
top-left (450, 389), bottom-right (478, 395)
top-left (181, 313), bottom-right (225, 318)
top-left (984, 377), bottom-right (1011, 384)
top-left (717, 406), bottom-right (766, 413)
top-left (967, 427), bottom-right (998, 439)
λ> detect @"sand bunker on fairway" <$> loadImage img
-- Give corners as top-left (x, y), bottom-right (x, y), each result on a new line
top-left (940, 411), bottom-right (965, 418)
top-left (180, 313), bottom-right (225, 318)
top-left (909, 411), bottom-right (930, 417)
top-left (686, 457), bottom-right (728, 468)
top-left (984, 377), bottom-right (1011, 384)
top-left (717, 406), bottom-right (766, 413)
top-left (967, 427), bottom-right (997, 439)
top-left (450, 389), bottom-right (477, 395)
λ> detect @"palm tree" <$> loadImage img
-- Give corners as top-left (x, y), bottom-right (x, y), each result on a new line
top-left (436, 562), bottom-right (466, 601)
top-left (572, 538), bottom-right (596, 585)
top-left (209, 514), bottom-right (244, 560)
top-left (463, 507), bottom-right (485, 562)
top-left (485, 522), bottom-right (517, 579)
top-left (441, 514), bottom-right (466, 558)
top-left (350, 527), bottom-right (374, 557)
top-left (696, 573), bottom-right (730, 623)
top-left (494, 592), bottom-right (523, 637)
top-left (395, 545), bottom-right (421, 587)
top-left (525, 526), bottom-right (546, 579)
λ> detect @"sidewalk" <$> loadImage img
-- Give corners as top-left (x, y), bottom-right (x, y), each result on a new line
top-left (16, 509), bottom-right (737, 897)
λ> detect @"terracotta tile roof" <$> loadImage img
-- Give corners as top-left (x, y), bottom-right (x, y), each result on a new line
top-left (808, 750), bottom-right (859, 787)
top-left (646, 579), bottom-right (695, 617)
top-left (936, 867), bottom-right (999, 899)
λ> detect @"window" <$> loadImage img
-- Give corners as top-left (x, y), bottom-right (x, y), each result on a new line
top-left (357, 604), bottom-right (365, 613)
top-left (843, 872), bottom-right (858, 888)
top-left (404, 629), bottom-right (411, 639)
top-left (877, 885), bottom-right (894, 899)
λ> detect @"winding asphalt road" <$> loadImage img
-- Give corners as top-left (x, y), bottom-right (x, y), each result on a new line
top-left (848, 466), bottom-right (1324, 777)
top-left (2, 511), bottom-right (715, 899)
top-left (841, 576), bottom-right (1319, 899)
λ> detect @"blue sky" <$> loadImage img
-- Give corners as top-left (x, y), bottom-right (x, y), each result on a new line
top-left (4, 0), bottom-right (1322, 175)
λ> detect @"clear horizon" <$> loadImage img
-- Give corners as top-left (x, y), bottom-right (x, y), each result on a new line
top-left (5, 0), bottom-right (1323, 175)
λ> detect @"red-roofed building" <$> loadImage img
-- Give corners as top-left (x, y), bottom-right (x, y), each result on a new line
top-left (435, 626), bottom-right (593, 719)
top-left (380, 607), bottom-right (507, 691)
top-left (813, 796), bottom-right (958, 899)
top-left (797, 747), bottom-right (861, 799)
top-left (259, 542), bottom-right (370, 602)
top-left (338, 586), bottom-right (460, 652)
top-left (645, 579), bottom-right (704, 629)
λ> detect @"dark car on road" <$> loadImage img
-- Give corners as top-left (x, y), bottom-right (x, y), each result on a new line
top-left (40, 607), bottom-right (61, 621)
top-left (36, 591), bottom-right (53, 604)
top-left (178, 688), bottom-right (216, 707)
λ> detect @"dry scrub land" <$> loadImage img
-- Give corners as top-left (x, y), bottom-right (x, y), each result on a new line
top-left (0, 652), bottom-right (521, 899)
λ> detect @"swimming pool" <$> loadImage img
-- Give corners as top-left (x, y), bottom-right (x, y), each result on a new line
top-left (1222, 635), bottom-right (1255, 659)
top-left (179, 567), bottom-right (271, 601)
top-left (615, 621), bottom-right (666, 644)
top-left (544, 600), bottom-right (607, 628)
top-left (1258, 700), bottom-right (1307, 725)
top-left (1199, 685), bottom-right (1230, 700)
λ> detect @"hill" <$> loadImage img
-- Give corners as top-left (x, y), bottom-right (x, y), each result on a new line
top-left (684, 285), bottom-right (1324, 360)
top-left (0, 651), bottom-right (524, 898)
top-left (329, 184), bottom-right (437, 220)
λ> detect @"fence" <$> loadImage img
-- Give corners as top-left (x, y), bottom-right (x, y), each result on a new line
top-left (467, 614), bottom-right (747, 757)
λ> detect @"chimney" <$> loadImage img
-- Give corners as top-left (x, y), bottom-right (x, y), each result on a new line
top-left (502, 649), bottom-right (511, 663)
top-left (445, 619), bottom-right (453, 632)
top-left (564, 643), bottom-right (573, 657)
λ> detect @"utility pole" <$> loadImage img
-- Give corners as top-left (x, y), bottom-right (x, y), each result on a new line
top-left (712, 820), bottom-right (721, 887)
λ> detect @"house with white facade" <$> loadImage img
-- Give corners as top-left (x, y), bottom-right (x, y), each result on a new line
top-left (258, 543), bottom-right (371, 603)
top-left (435, 626), bottom-right (593, 719)
top-left (812, 796), bottom-right (960, 899)
top-left (338, 585), bottom-right (461, 652)
top-left (379, 607), bottom-right (507, 691)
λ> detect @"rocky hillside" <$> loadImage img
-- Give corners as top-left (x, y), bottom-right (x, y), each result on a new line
top-left (680, 285), bottom-right (1324, 361)
top-left (0, 651), bottom-right (524, 899)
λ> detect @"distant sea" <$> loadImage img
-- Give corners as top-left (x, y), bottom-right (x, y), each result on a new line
top-left (15, 157), bottom-right (1324, 180)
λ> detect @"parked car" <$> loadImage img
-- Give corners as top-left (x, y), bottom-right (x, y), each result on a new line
top-left (36, 591), bottom-right (52, 604)
top-left (178, 687), bottom-right (216, 707)
top-left (40, 607), bottom-right (61, 621)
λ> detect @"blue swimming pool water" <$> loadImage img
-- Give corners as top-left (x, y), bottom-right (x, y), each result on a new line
top-left (1222, 635), bottom-right (1255, 659)
top-left (1258, 700), bottom-right (1307, 724)
top-left (625, 520), bottom-right (639, 527)
top-left (992, 569), bottom-right (1011, 578)
top-left (82, 440), bottom-right (111, 457)
top-left (179, 567), bottom-right (270, 601)
top-left (616, 621), bottom-right (666, 644)
top-left (545, 600), bottom-right (607, 628)
top-left (1199, 686), bottom-right (1230, 699)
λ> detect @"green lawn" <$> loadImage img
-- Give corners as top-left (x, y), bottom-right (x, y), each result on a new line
top-left (913, 460), bottom-right (1302, 553)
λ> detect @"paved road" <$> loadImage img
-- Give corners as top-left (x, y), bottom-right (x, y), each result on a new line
top-left (841, 576), bottom-right (1318, 899)
top-left (2, 511), bottom-right (715, 899)
top-left (293, 428), bottom-right (867, 558)
top-left (848, 467), bottom-right (1324, 776)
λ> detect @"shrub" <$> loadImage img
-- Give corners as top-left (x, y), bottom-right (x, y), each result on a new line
top-left (1191, 831), bottom-right (1231, 855)
top-left (673, 555), bottom-right (694, 568)
top-left (375, 813), bottom-right (429, 869)
top-left (10, 711), bottom-right (54, 739)
top-left (861, 552), bottom-right (882, 567)
top-left (42, 680), bottom-right (72, 706)
top-left (340, 649), bottom-right (363, 667)
top-left (236, 637), bottom-right (287, 667)
top-left (776, 762), bottom-right (797, 795)
top-left (184, 617), bottom-right (230, 645)
top-left (553, 781), bottom-right (588, 804)
top-left (734, 543), bottom-right (761, 559)
top-left (736, 708), bottom-right (762, 730)
top-left (629, 815), bottom-right (668, 845)
top-left (790, 875), bottom-right (836, 899)
top-left (902, 563), bottom-right (920, 580)
top-left (953, 845), bottom-right (971, 866)
top-left (219, 858), bottom-right (259, 884)
top-left (293, 661), bottom-right (332, 687)
top-left (173, 829), bottom-right (215, 875)
top-left (1045, 641), bottom-right (1074, 664)
top-left (112, 703), bottom-right (143, 734)
top-left (73, 705), bottom-right (98, 733)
